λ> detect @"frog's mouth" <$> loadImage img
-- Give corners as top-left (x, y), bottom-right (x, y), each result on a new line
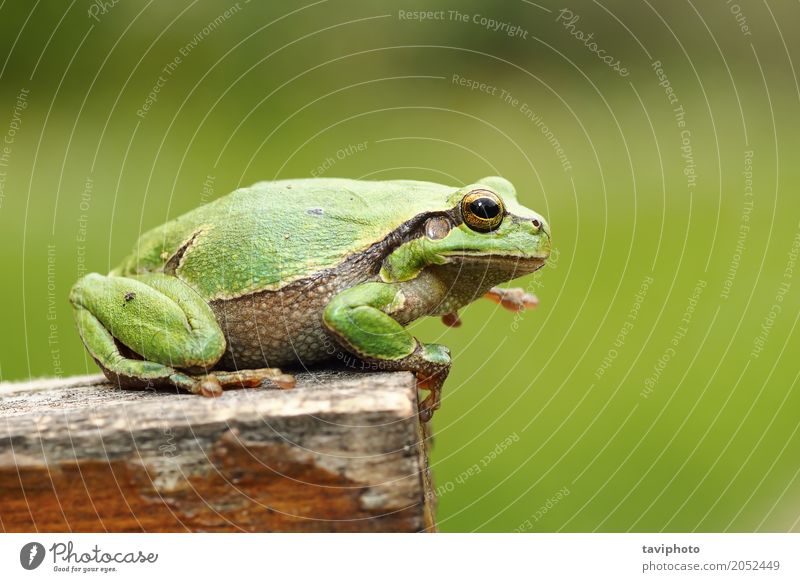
top-left (446, 253), bottom-right (547, 275)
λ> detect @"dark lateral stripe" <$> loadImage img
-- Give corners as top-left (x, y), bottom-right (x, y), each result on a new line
top-left (209, 206), bottom-right (463, 302)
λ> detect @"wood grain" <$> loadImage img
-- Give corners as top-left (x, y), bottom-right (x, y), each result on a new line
top-left (0, 371), bottom-right (436, 532)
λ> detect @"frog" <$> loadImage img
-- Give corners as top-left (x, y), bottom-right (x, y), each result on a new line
top-left (69, 176), bottom-right (551, 421)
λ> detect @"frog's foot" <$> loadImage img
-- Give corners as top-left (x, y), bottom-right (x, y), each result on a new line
top-left (484, 286), bottom-right (539, 312)
top-left (351, 344), bottom-right (449, 423)
top-left (413, 344), bottom-right (451, 422)
top-left (213, 368), bottom-right (296, 390)
top-left (441, 312), bottom-right (462, 328)
top-left (189, 368), bottom-right (296, 397)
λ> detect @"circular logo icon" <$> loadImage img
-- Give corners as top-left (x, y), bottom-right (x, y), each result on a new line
top-left (19, 542), bottom-right (46, 570)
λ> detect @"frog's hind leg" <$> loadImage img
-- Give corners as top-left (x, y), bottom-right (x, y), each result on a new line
top-left (70, 272), bottom-right (229, 395)
top-left (484, 286), bottom-right (539, 312)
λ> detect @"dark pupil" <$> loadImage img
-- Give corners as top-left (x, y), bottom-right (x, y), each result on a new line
top-left (469, 197), bottom-right (500, 220)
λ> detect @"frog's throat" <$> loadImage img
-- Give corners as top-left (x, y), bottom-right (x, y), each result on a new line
top-left (445, 254), bottom-right (547, 275)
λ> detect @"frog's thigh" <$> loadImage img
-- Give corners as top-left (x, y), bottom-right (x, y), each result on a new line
top-left (70, 273), bottom-right (226, 383)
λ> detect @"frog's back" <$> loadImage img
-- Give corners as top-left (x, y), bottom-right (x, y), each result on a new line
top-left (114, 178), bottom-right (455, 299)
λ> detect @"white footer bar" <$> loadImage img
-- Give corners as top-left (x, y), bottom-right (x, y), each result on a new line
top-left (1, 533), bottom-right (797, 581)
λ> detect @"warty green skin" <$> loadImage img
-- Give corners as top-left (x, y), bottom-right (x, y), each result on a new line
top-left (70, 176), bottom-right (551, 419)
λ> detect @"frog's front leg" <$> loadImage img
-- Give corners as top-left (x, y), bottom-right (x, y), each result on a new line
top-left (70, 272), bottom-right (290, 394)
top-left (322, 282), bottom-right (451, 421)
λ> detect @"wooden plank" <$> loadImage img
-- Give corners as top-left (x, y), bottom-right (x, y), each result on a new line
top-left (0, 371), bottom-right (436, 532)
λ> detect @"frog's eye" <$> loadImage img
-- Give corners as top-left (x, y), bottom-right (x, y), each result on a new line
top-left (461, 189), bottom-right (505, 232)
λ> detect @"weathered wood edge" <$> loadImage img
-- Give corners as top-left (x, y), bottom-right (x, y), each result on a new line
top-left (0, 371), bottom-right (437, 532)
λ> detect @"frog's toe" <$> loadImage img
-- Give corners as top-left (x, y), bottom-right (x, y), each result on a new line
top-left (205, 367), bottom-right (296, 391)
top-left (441, 312), bottom-right (462, 327)
top-left (417, 372), bottom-right (448, 421)
top-left (418, 399), bottom-right (435, 423)
top-left (197, 375), bottom-right (223, 397)
top-left (272, 373), bottom-right (296, 390)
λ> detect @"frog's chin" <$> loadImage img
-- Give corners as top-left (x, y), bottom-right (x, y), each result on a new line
top-left (444, 253), bottom-right (547, 275)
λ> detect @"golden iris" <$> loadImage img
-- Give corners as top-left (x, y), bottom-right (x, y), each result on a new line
top-left (461, 189), bottom-right (505, 232)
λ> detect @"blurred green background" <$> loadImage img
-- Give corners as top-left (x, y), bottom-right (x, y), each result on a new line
top-left (1, 0), bottom-right (798, 532)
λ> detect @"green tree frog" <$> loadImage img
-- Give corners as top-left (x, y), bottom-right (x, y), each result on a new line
top-left (70, 176), bottom-right (551, 420)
